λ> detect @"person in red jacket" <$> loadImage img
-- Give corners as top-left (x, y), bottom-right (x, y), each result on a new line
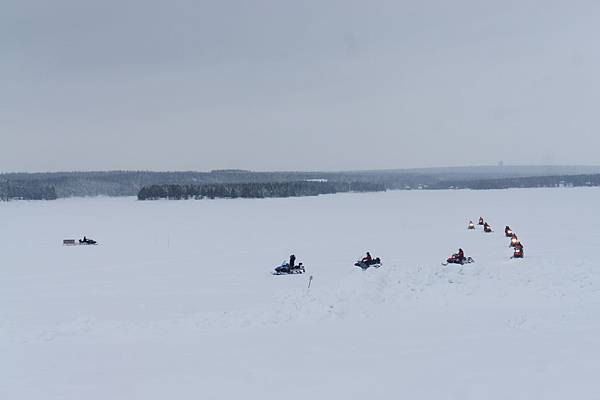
top-left (362, 252), bottom-right (373, 263)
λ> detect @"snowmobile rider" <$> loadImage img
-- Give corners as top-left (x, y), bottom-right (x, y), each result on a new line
top-left (362, 252), bottom-right (373, 263)
top-left (484, 222), bottom-right (492, 232)
top-left (468, 221), bottom-right (475, 229)
top-left (289, 254), bottom-right (296, 269)
top-left (478, 217), bottom-right (484, 225)
top-left (457, 248), bottom-right (465, 262)
top-left (505, 226), bottom-right (512, 236)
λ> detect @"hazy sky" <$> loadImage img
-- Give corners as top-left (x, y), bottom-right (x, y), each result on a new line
top-left (2, 0), bottom-right (599, 172)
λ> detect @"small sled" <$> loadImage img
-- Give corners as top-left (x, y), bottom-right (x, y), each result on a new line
top-left (354, 258), bottom-right (382, 270)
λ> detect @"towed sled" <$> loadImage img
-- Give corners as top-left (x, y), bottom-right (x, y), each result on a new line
top-left (272, 262), bottom-right (305, 275)
top-left (442, 255), bottom-right (474, 266)
top-left (354, 258), bottom-right (382, 270)
top-left (63, 238), bottom-right (98, 246)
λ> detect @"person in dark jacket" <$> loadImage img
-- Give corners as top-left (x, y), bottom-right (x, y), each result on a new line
top-left (362, 252), bottom-right (373, 263)
top-left (289, 254), bottom-right (296, 270)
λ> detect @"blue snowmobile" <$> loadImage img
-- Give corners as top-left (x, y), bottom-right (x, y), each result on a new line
top-left (272, 261), bottom-right (305, 275)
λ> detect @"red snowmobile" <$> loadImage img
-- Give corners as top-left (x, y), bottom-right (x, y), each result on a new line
top-left (512, 244), bottom-right (524, 259)
top-left (510, 234), bottom-right (520, 248)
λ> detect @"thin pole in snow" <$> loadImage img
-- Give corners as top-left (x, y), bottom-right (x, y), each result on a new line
top-left (308, 275), bottom-right (313, 289)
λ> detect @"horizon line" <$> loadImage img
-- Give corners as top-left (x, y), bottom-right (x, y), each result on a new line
top-left (3, 164), bottom-right (600, 176)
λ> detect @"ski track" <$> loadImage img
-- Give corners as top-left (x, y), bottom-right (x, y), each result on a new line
top-left (2, 188), bottom-right (600, 399)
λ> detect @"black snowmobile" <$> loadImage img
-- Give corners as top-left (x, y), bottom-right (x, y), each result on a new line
top-left (354, 257), bottom-right (382, 270)
top-left (468, 221), bottom-right (475, 230)
top-left (483, 223), bottom-right (493, 233)
top-left (272, 262), bottom-right (305, 275)
top-left (79, 237), bottom-right (97, 245)
top-left (442, 254), bottom-right (474, 266)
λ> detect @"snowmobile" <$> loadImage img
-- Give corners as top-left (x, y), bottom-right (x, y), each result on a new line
top-left (505, 227), bottom-right (513, 237)
top-left (478, 217), bottom-right (485, 225)
top-left (354, 257), bottom-right (382, 270)
top-left (468, 222), bottom-right (475, 230)
top-left (511, 247), bottom-right (524, 259)
top-left (64, 238), bottom-right (97, 246)
top-left (442, 254), bottom-right (475, 266)
top-left (272, 262), bottom-right (305, 275)
top-left (483, 224), bottom-right (493, 233)
top-left (510, 235), bottom-right (520, 247)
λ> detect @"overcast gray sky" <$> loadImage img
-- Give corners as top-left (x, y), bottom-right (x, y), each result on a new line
top-left (1, 0), bottom-right (599, 172)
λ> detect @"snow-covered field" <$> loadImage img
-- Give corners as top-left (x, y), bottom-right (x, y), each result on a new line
top-left (2, 188), bottom-right (600, 399)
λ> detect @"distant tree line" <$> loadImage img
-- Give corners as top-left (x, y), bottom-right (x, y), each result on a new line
top-left (0, 180), bottom-right (57, 200)
top-left (138, 181), bottom-right (386, 200)
top-left (3, 167), bottom-right (600, 199)
top-left (429, 174), bottom-right (600, 190)
top-left (0, 170), bottom-right (426, 198)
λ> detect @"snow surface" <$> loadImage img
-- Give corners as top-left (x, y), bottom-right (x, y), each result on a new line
top-left (2, 188), bottom-right (600, 399)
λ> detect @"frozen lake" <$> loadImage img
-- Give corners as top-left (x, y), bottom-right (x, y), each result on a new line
top-left (2, 188), bottom-right (600, 399)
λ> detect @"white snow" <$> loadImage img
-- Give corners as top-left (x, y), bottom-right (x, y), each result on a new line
top-left (2, 188), bottom-right (600, 399)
